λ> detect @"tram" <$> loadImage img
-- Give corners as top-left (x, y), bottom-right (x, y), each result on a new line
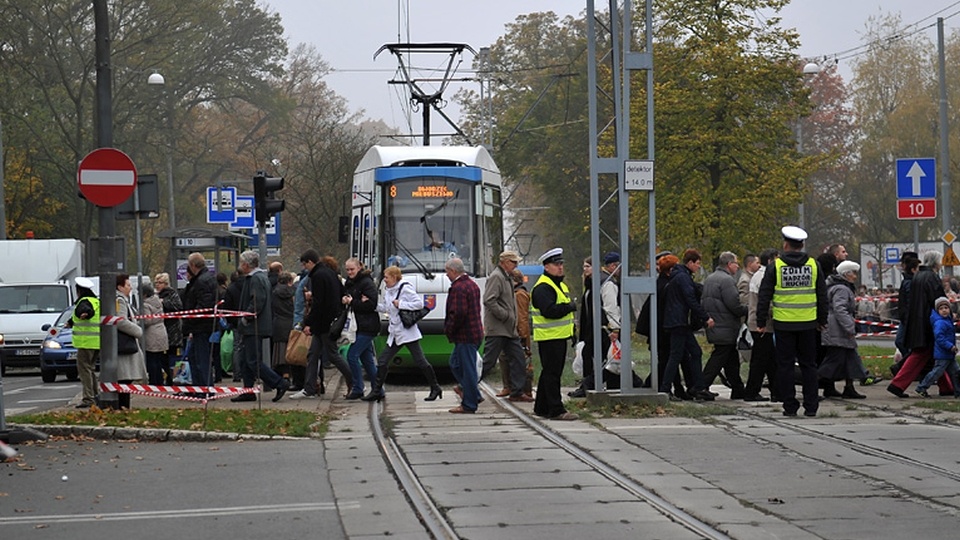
top-left (348, 145), bottom-right (504, 366)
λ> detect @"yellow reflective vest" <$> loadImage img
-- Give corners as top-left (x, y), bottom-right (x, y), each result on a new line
top-left (772, 257), bottom-right (818, 323)
top-left (531, 274), bottom-right (575, 341)
top-left (71, 297), bottom-right (101, 350)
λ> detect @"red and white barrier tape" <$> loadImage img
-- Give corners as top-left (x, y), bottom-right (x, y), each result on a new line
top-left (99, 307), bottom-right (256, 325)
top-left (98, 383), bottom-right (259, 404)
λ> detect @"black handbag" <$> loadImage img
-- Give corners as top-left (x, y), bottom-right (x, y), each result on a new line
top-left (397, 282), bottom-right (430, 328)
top-left (328, 309), bottom-right (348, 340)
top-left (117, 331), bottom-right (140, 355)
top-left (399, 307), bottom-right (430, 328)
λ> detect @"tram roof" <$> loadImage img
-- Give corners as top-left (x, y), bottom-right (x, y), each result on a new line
top-left (356, 145), bottom-right (500, 174)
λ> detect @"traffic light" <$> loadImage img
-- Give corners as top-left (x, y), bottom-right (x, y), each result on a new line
top-left (253, 172), bottom-right (285, 224)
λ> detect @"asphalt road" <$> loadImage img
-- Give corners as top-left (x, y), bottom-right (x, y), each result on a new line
top-left (0, 437), bottom-right (347, 538)
top-left (1, 369), bottom-right (80, 418)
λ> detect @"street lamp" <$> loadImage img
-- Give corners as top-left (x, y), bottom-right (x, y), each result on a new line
top-left (147, 72), bottom-right (177, 281)
top-left (797, 62), bottom-right (821, 229)
top-left (147, 72), bottom-right (175, 232)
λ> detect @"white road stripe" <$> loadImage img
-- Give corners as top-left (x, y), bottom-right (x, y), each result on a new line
top-left (0, 502), bottom-right (359, 525)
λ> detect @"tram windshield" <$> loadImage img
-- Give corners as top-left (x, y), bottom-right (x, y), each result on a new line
top-left (384, 177), bottom-right (475, 274)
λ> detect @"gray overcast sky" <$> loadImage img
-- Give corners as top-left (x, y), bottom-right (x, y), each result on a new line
top-left (264, 1), bottom-right (958, 133)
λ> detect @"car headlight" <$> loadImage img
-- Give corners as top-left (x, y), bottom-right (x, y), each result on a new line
top-left (43, 340), bottom-right (62, 350)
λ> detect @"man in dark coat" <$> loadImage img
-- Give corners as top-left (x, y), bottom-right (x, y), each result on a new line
top-left (887, 251), bottom-right (954, 397)
top-left (660, 249), bottom-right (715, 401)
top-left (292, 249), bottom-right (352, 399)
top-left (181, 252), bottom-right (218, 388)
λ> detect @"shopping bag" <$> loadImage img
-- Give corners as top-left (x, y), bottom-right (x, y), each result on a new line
top-left (220, 329), bottom-right (234, 373)
top-left (572, 341), bottom-right (585, 376)
top-left (604, 338), bottom-right (623, 374)
top-left (337, 309), bottom-right (358, 345)
top-left (286, 328), bottom-right (311, 366)
top-left (737, 324), bottom-right (753, 351)
top-left (173, 359), bottom-right (192, 384)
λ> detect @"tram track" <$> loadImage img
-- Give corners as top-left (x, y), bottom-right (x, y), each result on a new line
top-left (368, 382), bottom-right (733, 540)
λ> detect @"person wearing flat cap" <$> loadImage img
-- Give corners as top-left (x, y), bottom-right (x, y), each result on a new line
top-left (818, 260), bottom-right (868, 399)
top-left (756, 225), bottom-right (828, 417)
top-left (480, 250), bottom-right (530, 403)
top-left (530, 247), bottom-right (578, 420)
top-left (71, 277), bottom-right (100, 409)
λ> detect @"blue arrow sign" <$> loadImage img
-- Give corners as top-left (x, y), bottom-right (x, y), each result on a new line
top-left (896, 158), bottom-right (936, 199)
top-left (206, 186), bottom-right (236, 224)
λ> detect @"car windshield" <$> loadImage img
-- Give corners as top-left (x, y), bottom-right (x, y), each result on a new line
top-left (0, 285), bottom-right (70, 314)
top-left (55, 307), bottom-right (73, 327)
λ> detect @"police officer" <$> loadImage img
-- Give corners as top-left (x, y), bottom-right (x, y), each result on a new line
top-left (71, 277), bottom-right (100, 409)
top-left (530, 248), bottom-right (578, 421)
top-left (756, 226), bottom-right (828, 417)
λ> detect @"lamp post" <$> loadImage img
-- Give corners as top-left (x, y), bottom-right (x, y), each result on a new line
top-left (147, 72), bottom-right (178, 281)
top-left (796, 62), bottom-right (820, 229)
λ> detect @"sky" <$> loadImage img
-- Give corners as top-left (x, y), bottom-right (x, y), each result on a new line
top-left (264, 0), bottom-right (960, 133)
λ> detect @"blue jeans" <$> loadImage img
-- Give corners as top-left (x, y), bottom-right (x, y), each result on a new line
top-left (189, 332), bottom-right (212, 387)
top-left (240, 334), bottom-right (283, 390)
top-left (347, 333), bottom-right (377, 395)
top-left (917, 357), bottom-right (960, 395)
top-left (450, 343), bottom-right (479, 411)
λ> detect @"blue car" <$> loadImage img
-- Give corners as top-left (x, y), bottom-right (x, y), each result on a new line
top-left (40, 308), bottom-right (93, 383)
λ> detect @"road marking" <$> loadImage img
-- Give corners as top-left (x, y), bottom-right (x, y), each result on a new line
top-left (4, 407), bottom-right (34, 416)
top-left (16, 398), bottom-right (73, 404)
top-left (0, 502), bottom-right (359, 525)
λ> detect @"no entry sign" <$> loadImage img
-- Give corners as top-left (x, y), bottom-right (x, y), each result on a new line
top-left (77, 148), bottom-right (138, 207)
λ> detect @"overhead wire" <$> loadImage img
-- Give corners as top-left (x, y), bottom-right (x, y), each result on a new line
top-left (808, 2), bottom-right (960, 65)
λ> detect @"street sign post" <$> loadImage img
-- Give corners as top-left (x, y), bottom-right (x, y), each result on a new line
top-left (77, 148), bottom-right (137, 207)
top-left (228, 196), bottom-right (254, 230)
top-left (896, 158), bottom-right (936, 199)
top-left (206, 186), bottom-right (237, 224)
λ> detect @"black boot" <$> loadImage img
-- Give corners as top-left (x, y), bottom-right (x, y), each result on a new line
top-left (425, 385), bottom-right (443, 401)
top-left (822, 380), bottom-right (842, 398)
top-left (842, 383), bottom-right (865, 399)
top-left (363, 365), bottom-right (388, 402)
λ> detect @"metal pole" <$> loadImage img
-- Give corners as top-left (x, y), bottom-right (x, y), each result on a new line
top-left (914, 222), bottom-right (920, 253)
top-left (165, 96), bottom-right (177, 283)
top-left (797, 120), bottom-right (805, 229)
top-left (0, 117), bottom-right (6, 240)
top-left (94, 0), bottom-right (118, 409)
top-left (939, 18), bottom-right (952, 275)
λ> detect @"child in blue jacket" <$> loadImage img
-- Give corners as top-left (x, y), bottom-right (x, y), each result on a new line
top-left (916, 297), bottom-right (960, 398)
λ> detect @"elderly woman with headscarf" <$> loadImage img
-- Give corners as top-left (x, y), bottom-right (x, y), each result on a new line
top-left (818, 260), bottom-right (868, 399)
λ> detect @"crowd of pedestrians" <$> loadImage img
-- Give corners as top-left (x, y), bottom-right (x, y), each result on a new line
top-left (70, 227), bottom-right (960, 415)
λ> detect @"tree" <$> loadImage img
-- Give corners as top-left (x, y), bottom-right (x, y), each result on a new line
top-left (0, 0), bottom-right (287, 252)
top-left (645, 0), bottom-right (820, 262)
top-left (847, 12), bottom-right (937, 259)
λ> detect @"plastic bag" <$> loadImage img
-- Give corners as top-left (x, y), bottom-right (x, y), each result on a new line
top-left (220, 329), bottom-right (234, 373)
top-left (173, 359), bottom-right (192, 384)
top-left (572, 341), bottom-right (585, 376)
top-left (604, 338), bottom-right (622, 374)
top-left (737, 324), bottom-right (753, 351)
top-left (338, 309), bottom-right (358, 345)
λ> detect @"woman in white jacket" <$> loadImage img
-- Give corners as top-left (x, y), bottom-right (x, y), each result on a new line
top-left (361, 266), bottom-right (442, 402)
top-left (115, 274), bottom-right (147, 408)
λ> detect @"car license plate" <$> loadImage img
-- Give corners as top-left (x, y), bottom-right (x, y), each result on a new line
top-left (67, 352), bottom-right (78, 360)
top-left (15, 349), bottom-right (41, 356)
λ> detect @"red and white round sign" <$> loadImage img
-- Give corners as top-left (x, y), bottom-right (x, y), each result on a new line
top-left (76, 148), bottom-right (138, 208)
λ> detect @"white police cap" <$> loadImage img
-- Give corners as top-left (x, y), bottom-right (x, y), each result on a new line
top-left (781, 225), bottom-right (808, 243)
top-left (75, 277), bottom-right (95, 290)
top-left (538, 247), bottom-right (564, 265)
